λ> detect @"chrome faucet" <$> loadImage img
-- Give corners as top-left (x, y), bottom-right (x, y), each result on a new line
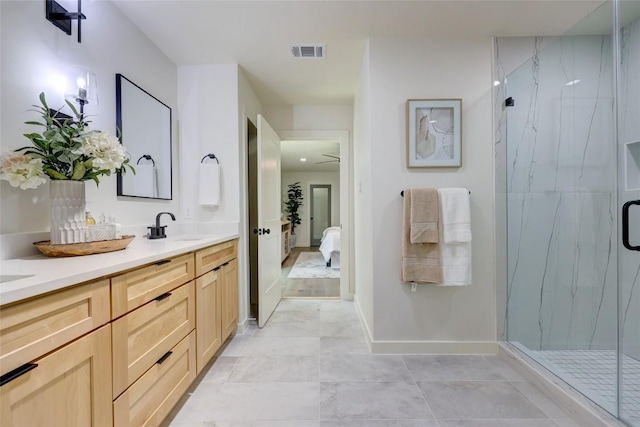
top-left (148, 212), bottom-right (176, 239)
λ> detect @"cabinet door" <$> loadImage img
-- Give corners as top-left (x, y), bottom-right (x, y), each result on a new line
top-left (221, 259), bottom-right (239, 341)
top-left (195, 269), bottom-right (222, 374)
top-left (0, 325), bottom-right (112, 427)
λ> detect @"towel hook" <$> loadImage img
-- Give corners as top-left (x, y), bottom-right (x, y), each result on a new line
top-left (201, 153), bottom-right (219, 164)
top-left (137, 154), bottom-right (155, 166)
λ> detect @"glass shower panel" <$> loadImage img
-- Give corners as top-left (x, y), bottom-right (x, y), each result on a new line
top-left (506, 1), bottom-right (618, 415)
top-left (618, 2), bottom-right (640, 425)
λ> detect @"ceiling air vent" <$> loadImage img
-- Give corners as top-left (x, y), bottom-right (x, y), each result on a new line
top-left (289, 44), bottom-right (326, 59)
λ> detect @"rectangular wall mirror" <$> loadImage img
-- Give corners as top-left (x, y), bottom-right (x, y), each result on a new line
top-left (116, 74), bottom-right (172, 200)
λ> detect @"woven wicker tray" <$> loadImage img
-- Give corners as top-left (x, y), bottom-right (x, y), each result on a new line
top-left (34, 235), bottom-right (135, 257)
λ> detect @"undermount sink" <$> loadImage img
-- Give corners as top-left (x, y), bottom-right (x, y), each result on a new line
top-left (0, 275), bottom-right (34, 284)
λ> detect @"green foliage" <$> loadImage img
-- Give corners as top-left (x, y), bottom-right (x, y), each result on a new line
top-left (18, 93), bottom-right (133, 184)
top-left (284, 182), bottom-right (303, 234)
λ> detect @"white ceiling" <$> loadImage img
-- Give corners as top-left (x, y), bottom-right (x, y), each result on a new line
top-left (112, 0), bottom-right (605, 106)
top-left (280, 140), bottom-right (340, 173)
top-left (111, 0), bottom-right (606, 173)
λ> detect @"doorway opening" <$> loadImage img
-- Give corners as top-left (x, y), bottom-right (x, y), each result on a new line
top-left (310, 184), bottom-right (331, 247)
top-left (280, 140), bottom-right (342, 298)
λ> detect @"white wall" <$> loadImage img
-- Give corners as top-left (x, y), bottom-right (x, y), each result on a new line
top-left (0, 0), bottom-right (178, 244)
top-left (177, 64), bottom-right (240, 226)
top-left (355, 36), bottom-right (496, 352)
top-left (238, 67), bottom-right (264, 331)
top-left (353, 41), bottom-right (375, 341)
top-left (264, 105), bottom-right (353, 132)
top-left (281, 171), bottom-right (340, 247)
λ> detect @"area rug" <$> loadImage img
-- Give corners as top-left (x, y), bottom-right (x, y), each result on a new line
top-left (287, 252), bottom-right (340, 279)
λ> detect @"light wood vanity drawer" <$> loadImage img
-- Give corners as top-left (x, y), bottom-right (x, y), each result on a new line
top-left (0, 325), bottom-right (113, 427)
top-left (112, 282), bottom-right (195, 399)
top-left (0, 279), bottom-right (110, 376)
top-left (113, 331), bottom-right (196, 427)
top-left (111, 253), bottom-right (194, 318)
top-left (195, 239), bottom-right (237, 277)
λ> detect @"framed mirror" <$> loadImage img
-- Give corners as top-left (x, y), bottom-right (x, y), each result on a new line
top-left (116, 74), bottom-right (172, 200)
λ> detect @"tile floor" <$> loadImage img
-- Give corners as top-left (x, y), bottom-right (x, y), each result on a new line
top-left (164, 299), bottom-right (585, 427)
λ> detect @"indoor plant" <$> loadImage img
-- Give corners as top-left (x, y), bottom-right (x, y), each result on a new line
top-left (0, 93), bottom-right (134, 244)
top-left (284, 181), bottom-right (303, 246)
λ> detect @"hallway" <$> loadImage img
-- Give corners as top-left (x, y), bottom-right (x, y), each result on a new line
top-left (281, 247), bottom-right (340, 298)
top-left (164, 299), bottom-right (583, 426)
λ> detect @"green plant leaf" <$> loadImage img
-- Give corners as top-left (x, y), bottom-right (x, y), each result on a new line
top-left (71, 162), bottom-right (86, 180)
top-left (44, 168), bottom-right (68, 180)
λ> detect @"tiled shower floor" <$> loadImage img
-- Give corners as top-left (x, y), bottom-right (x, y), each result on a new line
top-left (520, 347), bottom-right (640, 424)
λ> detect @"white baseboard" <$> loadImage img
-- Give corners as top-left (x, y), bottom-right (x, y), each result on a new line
top-left (371, 340), bottom-right (498, 355)
top-left (498, 342), bottom-right (626, 427)
top-left (353, 297), bottom-right (374, 352)
top-left (235, 318), bottom-right (250, 335)
top-left (353, 297), bottom-right (497, 355)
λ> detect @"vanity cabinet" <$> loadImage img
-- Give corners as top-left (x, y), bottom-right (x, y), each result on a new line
top-left (111, 252), bottom-right (194, 318)
top-left (0, 325), bottom-right (113, 427)
top-left (194, 240), bottom-right (238, 374)
top-left (113, 331), bottom-right (196, 427)
top-left (281, 220), bottom-right (291, 262)
top-left (0, 278), bottom-right (110, 377)
top-left (221, 258), bottom-right (239, 341)
top-left (0, 237), bottom-right (238, 427)
top-left (111, 281), bottom-right (195, 398)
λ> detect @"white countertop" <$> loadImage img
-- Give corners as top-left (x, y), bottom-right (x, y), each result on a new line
top-left (0, 232), bottom-right (239, 306)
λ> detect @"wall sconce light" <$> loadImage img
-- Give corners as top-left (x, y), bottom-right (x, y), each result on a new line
top-left (64, 66), bottom-right (98, 116)
top-left (46, 0), bottom-right (86, 43)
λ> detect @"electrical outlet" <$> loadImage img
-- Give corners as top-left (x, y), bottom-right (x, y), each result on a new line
top-left (184, 208), bottom-right (192, 219)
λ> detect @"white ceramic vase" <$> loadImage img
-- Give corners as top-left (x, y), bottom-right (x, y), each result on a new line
top-left (49, 180), bottom-right (87, 244)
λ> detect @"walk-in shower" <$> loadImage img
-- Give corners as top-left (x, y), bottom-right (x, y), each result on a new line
top-left (496, 1), bottom-right (640, 425)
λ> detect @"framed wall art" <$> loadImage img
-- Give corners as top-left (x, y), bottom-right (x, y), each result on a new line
top-left (406, 99), bottom-right (462, 167)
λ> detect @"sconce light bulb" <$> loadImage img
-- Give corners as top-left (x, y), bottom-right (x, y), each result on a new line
top-left (77, 76), bottom-right (87, 89)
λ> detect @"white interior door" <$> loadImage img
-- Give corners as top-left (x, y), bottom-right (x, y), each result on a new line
top-left (257, 114), bottom-right (282, 328)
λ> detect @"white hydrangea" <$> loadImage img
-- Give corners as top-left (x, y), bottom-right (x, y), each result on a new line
top-left (0, 152), bottom-right (47, 189)
top-left (80, 131), bottom-right (127, 172)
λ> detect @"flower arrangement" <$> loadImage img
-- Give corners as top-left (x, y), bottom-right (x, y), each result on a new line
top-left (0, 93), bottom-right (133, 190)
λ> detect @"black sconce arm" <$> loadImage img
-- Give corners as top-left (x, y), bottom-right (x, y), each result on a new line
top-left (46, 0), bottom-right (86, 43)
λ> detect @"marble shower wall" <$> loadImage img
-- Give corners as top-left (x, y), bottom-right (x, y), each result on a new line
top-left (496, 35), bottom-right (618, 351)
top-left (620, 15), bottom-right (640, 361)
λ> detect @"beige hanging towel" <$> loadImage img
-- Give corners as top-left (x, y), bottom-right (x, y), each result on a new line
top-left (409, 188), bottom-right (439, 243)
top-left (401, 189), bottom-right (442, 283)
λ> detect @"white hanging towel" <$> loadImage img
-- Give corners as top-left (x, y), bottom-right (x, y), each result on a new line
top-left (199, 162), bottom-right (221, 206)
top-left (438, 188), bottom-right (472, 243)
top-left (437, 188), bottom-right (472, 286)
top-left (134, 163), bottom-right (158, 198)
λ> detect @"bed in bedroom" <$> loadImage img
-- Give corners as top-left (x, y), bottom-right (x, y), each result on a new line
top-left (319, 226), bottom-right (341, 269)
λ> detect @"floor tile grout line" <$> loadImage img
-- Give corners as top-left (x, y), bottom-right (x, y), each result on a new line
top-left (401, 354), bottom-right (439, 422)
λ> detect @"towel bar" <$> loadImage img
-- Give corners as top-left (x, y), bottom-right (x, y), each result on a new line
top-left (136, 154), bottom-right (155, 166)
top-left (201, 153), bottom-right (220, 164)
top-left (401, 189), bottom-right (470, 197)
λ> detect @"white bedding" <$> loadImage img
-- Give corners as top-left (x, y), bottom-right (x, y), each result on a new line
top-left (319, 227), bottom-right (341, 266)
